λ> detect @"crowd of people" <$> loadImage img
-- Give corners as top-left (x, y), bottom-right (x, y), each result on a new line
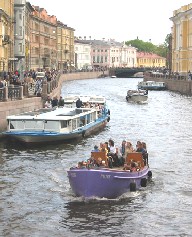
top-left (77, 139), bottom-right (148, 170)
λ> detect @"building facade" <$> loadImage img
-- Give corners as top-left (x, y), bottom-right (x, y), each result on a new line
top-left (170, 3), bottom-right (192, 76)
top-left (0, 0), bottom-right (14, 75)
top-left (57, 21), bottom-right (75, 71)
top-left (74, 39), bottom-right (91, 70)
top-left (77, 38), bottom-right (137, 69)
top-left (137, 52), bottom-right (166, 68)
top-left (30, 6), bottom-right (57, 70)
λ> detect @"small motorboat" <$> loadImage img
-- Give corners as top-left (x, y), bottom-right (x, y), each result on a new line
top-left (126, 89), bottom-right (148, 103)
top-left (67, 150), bottom-right (152, 199)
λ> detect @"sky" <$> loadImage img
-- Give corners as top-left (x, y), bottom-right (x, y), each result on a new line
top-left (29, 0), bottom-right (191, 45)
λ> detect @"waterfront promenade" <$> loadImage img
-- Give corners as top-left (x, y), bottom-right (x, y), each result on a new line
top-left (0, 71), bottom-right (105, 133)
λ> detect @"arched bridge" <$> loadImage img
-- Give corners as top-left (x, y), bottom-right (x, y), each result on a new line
top-left (109, 67), bottom-right (151, 78)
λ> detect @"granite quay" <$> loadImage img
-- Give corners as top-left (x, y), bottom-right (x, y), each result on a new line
top-left (144, 72), bottom-right (192, 95)
top-left (0, 70), bottom-right (107, 133)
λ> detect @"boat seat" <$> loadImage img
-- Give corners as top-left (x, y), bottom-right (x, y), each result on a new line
top-left (125, 152), bottom-right (145, 167)
top-left (91, 151), bottom-right (108, 166)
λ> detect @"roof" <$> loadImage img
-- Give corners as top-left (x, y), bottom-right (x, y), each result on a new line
top-left (137, 52), bottom-right (165, 59)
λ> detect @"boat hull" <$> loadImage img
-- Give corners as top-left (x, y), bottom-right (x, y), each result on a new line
top-left (138, 85), bottom-right (166, 90)
top-left (68, 167), bottom-right (151, 199)
top-left (3, 117), bottom-right (109, 144)
top-left (126, 95), bottom-right (148, 103)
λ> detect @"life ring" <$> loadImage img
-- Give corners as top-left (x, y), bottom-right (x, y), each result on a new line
top-left (130, 182), bottom-right (136, 192)
top-left (141, 178), bottom-right (147, 187)
top-left (82, 130), bottom-right (86, 138)
top-left (148, 170), bottom-right (152, 178)
top-left (107, 116), bottom-right (110, 122)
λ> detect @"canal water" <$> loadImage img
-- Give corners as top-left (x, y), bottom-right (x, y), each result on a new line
top-left (0, 77), bottom-right (192, 237)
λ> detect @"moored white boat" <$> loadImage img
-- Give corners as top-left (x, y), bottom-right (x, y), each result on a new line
top-left (3, 106), bottom-right (110, 144)
top-left (138, 80), bottom-right (167, 90)
top-left (126, 89), bottom-right (148, 103)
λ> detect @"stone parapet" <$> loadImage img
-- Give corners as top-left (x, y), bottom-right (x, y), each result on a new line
top-left (144, 74), bottom-right (192, 95)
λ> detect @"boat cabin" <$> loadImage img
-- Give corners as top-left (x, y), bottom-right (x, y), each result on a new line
top-left (7, 107), bottom-right (99, 133)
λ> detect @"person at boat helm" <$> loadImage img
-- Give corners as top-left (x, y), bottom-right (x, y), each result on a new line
top-left (76, 98), bottom-right (83, 108)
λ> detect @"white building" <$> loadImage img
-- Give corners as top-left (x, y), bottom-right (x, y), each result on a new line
top-left (74, 39), bottom-right (92, 70)
top-left (75, 38), bottom-right (137, 69)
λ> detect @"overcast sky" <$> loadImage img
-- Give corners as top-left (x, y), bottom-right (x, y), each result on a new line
top-left (29, 0), bottom-right (191, 45)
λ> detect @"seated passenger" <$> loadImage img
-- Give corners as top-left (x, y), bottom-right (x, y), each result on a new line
top-left (92, 145), bottom-right (99, 152)
top-left (136, 141), bottom-right (148, 165)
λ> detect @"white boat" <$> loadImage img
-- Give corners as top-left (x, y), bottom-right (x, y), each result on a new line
top-left (3, 106), bottom-right (110, 144)
top-left (138, 81), bottom-right (167, 90)
top-left (126, 89), bottom-right (148, 103)
top-left (111, 75), bottom-right (117, 78)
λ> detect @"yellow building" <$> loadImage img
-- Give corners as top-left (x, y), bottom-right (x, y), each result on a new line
top-left (137, 52), bottom-right (166, 68)
top-left (0, 0), bottom-right (14, 74)
top-left (170, 3), bottom-right (192, 76)
top-left (57, 21), bottom-right (75, 71)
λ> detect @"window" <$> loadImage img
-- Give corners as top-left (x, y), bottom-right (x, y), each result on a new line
top-left (19, 43), bottom-right (22, 52)
top-left (19, 14), bottom-right (22, 20)
top-left (97, 56), bottom-right (100, 63)
top-left (105, 56), bottom-right (107, 62)
top-left (35, 22), bottom-right (39, 31)
top-left (61, 120), bottom-right (67, 128)
top-left (19, 26), bottom-right (22, 36)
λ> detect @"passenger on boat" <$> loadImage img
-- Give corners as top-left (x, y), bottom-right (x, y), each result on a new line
top-left (108, 139), bottom-right (120, 167)
top-left (141, 142), bottom-right (148, 165)
top-left (44, 96), bottom-right (52, 108)
top-left (52, 96), bottom-right (58, 108)
top-left (115, 146), bottom-right (125, 166)
top-left (136, 141), bottom-right (148, 165)
top-left (92, 145), bottom-right (99, 152)
top-left (123, 161), bottom-right (139, 172)
top-left (99, 143), bottom-right (108, 154)
top-left (124, 141), bottom-right (135, 161)
top-left (104, 141), bottom-right (110, 153)
top-left (76, 98), bottom-right (83, 108)
top-left (58, 96), bottom-right (64, 107)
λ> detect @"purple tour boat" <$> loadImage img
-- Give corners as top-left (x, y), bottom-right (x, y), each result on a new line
top-left (67, 151), bottom-right (152, 199)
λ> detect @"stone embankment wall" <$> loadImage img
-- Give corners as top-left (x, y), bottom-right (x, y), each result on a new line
top-left (144, 73), bottom-right (192, 95)
top-left (49, 71), bottom-right (103, 98)
top-left (0, 71), bottom-right (105, 133)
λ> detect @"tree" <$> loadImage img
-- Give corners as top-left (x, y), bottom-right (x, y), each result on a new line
top-left (125, 37), bottom-right (169, 58)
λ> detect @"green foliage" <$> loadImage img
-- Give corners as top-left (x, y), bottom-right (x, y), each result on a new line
top-left (125, 36), bottom-right (170, 58)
